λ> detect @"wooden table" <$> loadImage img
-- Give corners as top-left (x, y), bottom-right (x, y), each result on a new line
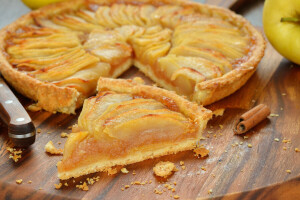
top-left (0, 0), bottom-right (300, 199)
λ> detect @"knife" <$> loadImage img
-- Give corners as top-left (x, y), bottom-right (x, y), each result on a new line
top-left (0, 73), bottom-right (35, 147)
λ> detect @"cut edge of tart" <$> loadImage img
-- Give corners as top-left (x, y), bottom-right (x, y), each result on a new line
top-left (57, 77), bottom-right (212, 180)
top-left (0, 0), bottom-right (266, 114)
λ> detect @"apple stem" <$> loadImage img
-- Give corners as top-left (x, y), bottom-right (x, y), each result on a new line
top-left (280, 17), bottom-right (300, 23)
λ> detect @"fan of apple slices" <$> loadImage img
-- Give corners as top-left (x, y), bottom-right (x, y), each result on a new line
top-left (0, 0), bottom-right (265, 113)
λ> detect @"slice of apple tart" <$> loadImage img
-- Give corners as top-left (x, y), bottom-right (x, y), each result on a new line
top-left (57, 78), bottom-right (212, 179)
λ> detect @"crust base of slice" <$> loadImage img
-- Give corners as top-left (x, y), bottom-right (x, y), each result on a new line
top-left (58, 138), bottom-right (198, 180)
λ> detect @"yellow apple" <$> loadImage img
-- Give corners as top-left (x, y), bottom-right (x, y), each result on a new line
top-left (263, 0), bottom-right (300, 65)
top-left (22, 0), bottom-right (67, 9)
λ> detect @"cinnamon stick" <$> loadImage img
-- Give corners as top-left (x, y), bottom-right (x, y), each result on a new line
top-left (234, 104), bottom-right (270, 134)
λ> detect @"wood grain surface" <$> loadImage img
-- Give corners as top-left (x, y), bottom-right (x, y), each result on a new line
top-left (0, 0), bottom-right (300, 200)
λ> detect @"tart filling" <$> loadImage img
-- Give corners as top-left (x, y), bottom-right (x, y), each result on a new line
top-left (57, 78), bottom-right (212, 179)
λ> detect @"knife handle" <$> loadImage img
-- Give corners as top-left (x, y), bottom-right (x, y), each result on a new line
top-left (0, 76), bottom-right (35, 147)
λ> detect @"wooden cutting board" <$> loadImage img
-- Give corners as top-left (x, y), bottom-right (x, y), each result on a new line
top-left (0, 0), bottom-right (300, 199)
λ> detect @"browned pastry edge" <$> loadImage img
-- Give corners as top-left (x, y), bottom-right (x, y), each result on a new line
top-left (0, 0), bottom-right (266, 113)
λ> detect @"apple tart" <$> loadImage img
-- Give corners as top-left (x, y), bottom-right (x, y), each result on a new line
top-left (57, 78), bottom-right (212, 179)
top-left (0, 0), bottom-right (265, 113)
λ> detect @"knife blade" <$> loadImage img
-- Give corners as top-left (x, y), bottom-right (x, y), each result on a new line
top-left (0, 73), bottom-right (35, 147)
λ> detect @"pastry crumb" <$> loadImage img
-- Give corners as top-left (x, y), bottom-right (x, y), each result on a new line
top-left (194, 147), bottom-right (209, 158)
top-left (282, 139), bottom-right (291, 144)
top-left (179, 161), bottom-right (184, 166)
top-left (16, 179), bottom-right (23, 184)
top-left (244, 136), bottom-right (249, 139)
top-left (124, 185), bottom-right (130, 189)
top-left (45, 141), bottom-right (63, 155)
top-left (64, 183), bottom-right (68, 186)
top-left (219, 124), bottom-right (223, 129)
top-left (132, 170), bottom-right (136, 175)
top-left (181, 166), bottom-right (186, 170)
top-left (37, 128), bottom-right (42, 133)
top-left (133, 77), bottom-right (145, 84)
top-left (76, 182), bottom-right (89, 191)
top-left (270, 113), bottom-right (279, 117)
top-left (212, 108), bottom-right (225, 117)
top-left (27, 104), bottom-right (42, 112)
top-left (274, 138), bottom-right (280, 142)
top-left (106, 167), bottom-right (120, 175)
top-left (201, 167), bottom-right (206, 171)
top-left (208, 189), bottom-right (213, 194)
top-left (248, 144), bottom-right (252, 148)
top-left (54, 183), bottom-right (62, 189)
top-left (121, 188), bottom-right (124, 191)
top-left (6, 147), bottom-right (22, 162)
top-left (174, 195), bottom-right (180, 199)
top-left (60, 132), bottom-right (69, 138)
top-left (28, 180), bottom-right (32, 184)
top-left (153, 161), bottom-right (176, 178)
top-left (295, 148), bottom-right (300, 152)
top-left (286, 170), bottom-right (291, 174)
top-left (154, 189), bottom-right (163, 195)
top-left (121, 168), bottom-right (129, 174)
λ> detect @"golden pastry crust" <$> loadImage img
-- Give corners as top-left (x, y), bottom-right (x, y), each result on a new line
top-left (0, 0), bottom-right (265, 114)
top-left (57, 78), bottom-right (212, 180)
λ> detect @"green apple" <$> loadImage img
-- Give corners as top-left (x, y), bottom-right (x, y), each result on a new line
top-left (22, 0), bottom-right (67, 9)
top-left (263, 0), bottom-right (300, 65)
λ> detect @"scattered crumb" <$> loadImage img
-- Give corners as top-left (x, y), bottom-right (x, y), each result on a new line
top-left (274, 138), bottom-right (280, 142)
top-left (153, 161), bottom-right (177, 178)
top-left (281, 93), bottom-right (286, 96)
top-left (37, 128), bottom-right (42, 133)
top-left (28, 180), bottom-right (32, 184)
top-left (121, 168), bottom-right (129, 174)
top-left (212, 108), bottom-right (225, 117)
top-left (58, 142), bottom-right (61, 145)
top-left (133, 77), bottom-right (145, 84)
top-left (248, 144), bottom-right (252, 148)
top-left (280, 107), bottom-right (283, 111)
top-left (67, 126), bottom-right (72, 130)
top-left (282, 139), bottom-right (291, 144)
top-left (125, 185), bottom-right (130, 189)
top-left (121, 188), bottom-right (124, 191)
top-left (45, 141), bottom-right (63, 155)
top-left (240, 142), bottom-right (243, 145)
top-left (173, 182), bottom-right (177, 185)
top-left (219, 124), bottom-right (223, 129)
top-left (181, 166), bottom-right (186, 170)
top-left (154, 189), bottom-right (163, 195)
top-left (174, 195), bottom-right (180, 199)
top-left (39, 188), bottom-right (43, 190)
top-left (64, 183), bottom-right (68, 186)
top-left (208, 189), bottom-right (213, 194)
top-left (149, 180), bottom-right (152, 184)
top-left (212, 173), bottom-right (216, 177)
top-left (270, 113), bottom-right (279, 117)
top-left (76, 182), bottom-right (89, 191)
top-left (132, 170), bottom-right (136, 175)
top-left (47, 131), bottom-right (52, 134)
top-left (106, 167), bottom-right (119, 175)
top-left (244, 136), bottom-right (249, 139)
top-left (286, 170), bottom-right (291, 174)
top-left (6, 147), bottom-right (22, 162)
top-left (283, 147), bottom-right (287, 150)
top-left (172, 188), bottom-right (176, 192)
top-left (16, 179), bottom-right (23, 184)
top-left (54, 183), bottom-right (62, 190)
top-left (60, 132), bottom-right (69, 138)
top-left (194, 147), bottom-right (209, 158)
top-left (201, 167), bottom-right (206, 171)
top-left (27, 104), bottom-right (42, 112)
top-left (295, 148), bottom-right (300, 152)
top-left (179, 161), bottom-right (184, 166)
